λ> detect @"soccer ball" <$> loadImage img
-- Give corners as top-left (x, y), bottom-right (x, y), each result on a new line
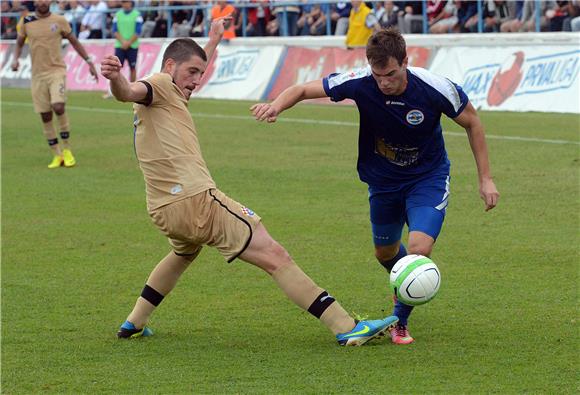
top-left (390, 255), bottom-right (441, 306)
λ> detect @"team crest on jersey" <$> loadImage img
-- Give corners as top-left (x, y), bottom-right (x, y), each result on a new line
top-left (406, 109), bottom-right (424, 125)
top-left (241, 206), bottom-right (255, 216)
top-left (50, 23), bottom-right (58, 32)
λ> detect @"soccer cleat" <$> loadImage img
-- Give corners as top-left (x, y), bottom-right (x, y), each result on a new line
top-left (117, 320), bottom-right (153, 339)
top-left (62, 149), bottom-right (76, 167)
top-left (390, 323), bottom-right (414, 345)
top-left (336, 316), bottom-right (399, 346)
top-left (47, 155), bottom-right (64, 169)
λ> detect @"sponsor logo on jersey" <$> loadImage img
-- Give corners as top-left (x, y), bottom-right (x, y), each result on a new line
top-left (406, 109), bottom-right (424, 125)
top-left (386, 100), bottom-right (405, 106)
top-left (50, 23), bottom-right (58, 32)
top-left (170, 184), bottom-right (183, 195)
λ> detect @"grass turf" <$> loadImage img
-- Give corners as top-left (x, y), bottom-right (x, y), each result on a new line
top-left (1, 88), bottom-right (578, 393)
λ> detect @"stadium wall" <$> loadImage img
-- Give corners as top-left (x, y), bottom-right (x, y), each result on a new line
top-left (1, 33), bottom-right (579, 113)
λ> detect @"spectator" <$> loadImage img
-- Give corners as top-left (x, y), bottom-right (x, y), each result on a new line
top-left (502, 0), bottom-right (553, 32)
top-left (345, 0), bottom-right (374, 48)
top-left (375, 0), bottom-right (399, 29)
top-left (297, 3), bottom-right (327, 36)
top-left (456, 0), bottom-right (478, 32)
top-left (331, 1), bottom-right (352, 35)
top-left (546, 0), bottom-right (569, 31)
top-left (80, 0), bottom-right (108, 38)
top-left (62, 0), bottom-right (87, 35)
top-left (140, 0), bottom-right (161, 37)
top-left (246, 0), bottom-right (271, 37)
top-left (429, 0), bottom-right (458, 33)
top-left (564, 0), bottom-right (580, 30)
top-left (1, 2), bottom-right (18, 40)
top-left (427, 0), bottom-right (449, 27)
top-left (397, 0), bottom-right (424, 33)
top-left (211, 0), bottom-right (236, 39)
top-left (271, 0), bottom-right (301, 36)
top-left (499, 0), bottom-right (524, 32)
top-left (464, 0), bottom-right (512, 33)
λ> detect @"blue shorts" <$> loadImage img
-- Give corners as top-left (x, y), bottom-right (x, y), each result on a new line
top-left (115, 47), bottom-right (138, 69)
top-left (369, 172), bottom-right (450, 246)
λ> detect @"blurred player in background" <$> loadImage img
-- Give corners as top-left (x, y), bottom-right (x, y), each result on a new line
top-left (101, 17), bottom-right (398, 346)
top-left (113, 2), bottom-right (142, 82)
top-left (252, 27), bottom-right (499, 345)
top-left (11, 0), bottom-right (98, 168)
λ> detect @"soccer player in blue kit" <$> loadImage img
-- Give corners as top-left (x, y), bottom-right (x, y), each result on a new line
top-left (251, 28), bottom-right (500, 344)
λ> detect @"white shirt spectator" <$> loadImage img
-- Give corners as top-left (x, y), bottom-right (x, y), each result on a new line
top-left (81, 1), bottom-right (108, 31)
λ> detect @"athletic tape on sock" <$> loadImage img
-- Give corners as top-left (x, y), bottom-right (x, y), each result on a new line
top-left (307, 291), bottom-right (336, 319)
top-left (60, 131), bottom-right (70, 139)
top-left (141, 284), bottom-right (164, 306)
top-left (47, 138), bottom-right (58, 146)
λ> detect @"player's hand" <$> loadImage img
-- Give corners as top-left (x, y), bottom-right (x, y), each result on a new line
top-left (11, 59), bottom-right (19, 72)
top-left (88, 60), bottom-right (99, 82)
top-left (100, 55), bottom-right (122, 81)
top-left (250, 102), bottom-right (279, 123)
top-left (479, 177), bottom-right (499, 211)
top-left (208, 14), bottom-right (233, 41)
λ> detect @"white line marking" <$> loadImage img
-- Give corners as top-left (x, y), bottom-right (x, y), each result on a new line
top-left (3, 101), bottom-right (579, 145)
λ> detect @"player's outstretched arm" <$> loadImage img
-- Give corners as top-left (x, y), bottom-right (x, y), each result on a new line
top-left (101, 55), bottom-right (147, 103)
top-left (251, 80), bottom-right (327, 123)
top-left (10, 35), bottom-right (25, 71)
top-left (64, 32), bottom-right (98, 81)
top-left (453, 101), bottom-right (500, 211)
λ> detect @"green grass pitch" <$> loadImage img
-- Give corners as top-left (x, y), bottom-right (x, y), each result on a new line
top-left (2, 88), bottom-right (578, 393)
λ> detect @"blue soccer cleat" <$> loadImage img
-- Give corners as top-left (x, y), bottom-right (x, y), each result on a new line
top-left (336, 316), bottom-right (399, 346)
top-left (116, 320), bottom-right (154, 339)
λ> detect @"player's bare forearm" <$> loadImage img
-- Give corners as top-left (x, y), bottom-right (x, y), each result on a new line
top-left (11, 36), bottom-right (25, 70)
top-left (454, 102), bottom-right (499, 210)
top-left (203, 38), bottom-right (219, 62)
top-left (251, 80), bottom-right (327, 122)
top-left (67, 34), bottom-right (90, 61)
top-left (101, 55), bottom-right (146, 102)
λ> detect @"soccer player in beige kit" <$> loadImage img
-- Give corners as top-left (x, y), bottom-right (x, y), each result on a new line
top-left (11, 0), bottom-right (98, 169)
top-left (101, 17), bottom-right (398, 346)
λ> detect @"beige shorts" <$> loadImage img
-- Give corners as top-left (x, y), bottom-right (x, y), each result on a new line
top-left (31, 73), bottom-right (66, 113)
top-left (150, 189), bottom-right (262, 262)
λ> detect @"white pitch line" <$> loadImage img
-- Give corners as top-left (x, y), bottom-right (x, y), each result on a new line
top-left (3, 101), bottom-right (579, 146)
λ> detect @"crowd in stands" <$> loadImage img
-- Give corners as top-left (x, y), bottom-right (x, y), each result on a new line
top-left (2, 1), bottom-right (580, 41)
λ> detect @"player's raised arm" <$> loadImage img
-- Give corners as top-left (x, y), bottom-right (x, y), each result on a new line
top-left (204, 15), bottom-right (232, 62)
top-left (251, 79), bottom-right (327, 123)
top-left (453, 101), bottom-right (500, 211)
top-left (101, 55), bottom-right (147, 103)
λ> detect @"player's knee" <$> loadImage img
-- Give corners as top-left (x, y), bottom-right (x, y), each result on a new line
top-left (407, 241), bottom-right (433, 257)
top-left (52, 103), bottom-right (65, 115)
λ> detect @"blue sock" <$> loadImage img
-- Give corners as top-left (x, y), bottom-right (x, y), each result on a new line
top-left (378, 245), bottom-right (414, 326)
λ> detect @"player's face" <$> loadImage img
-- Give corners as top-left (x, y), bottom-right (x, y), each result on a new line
top-left (370, 56), bottom-right (408, 96)
top-left (168, 55), bottom-right (207, 99)
top-left (35, 0), bottom-right (51, 15)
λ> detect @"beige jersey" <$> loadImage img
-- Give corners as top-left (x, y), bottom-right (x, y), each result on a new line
top-left (134, 73), bottom-right (216, 212)
top-left (19, 13), bottom-right (71, 78)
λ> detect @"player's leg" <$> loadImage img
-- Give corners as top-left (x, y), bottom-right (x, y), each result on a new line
top-left (50, 73), bottom-right (75, 167)
top-left (118, 250), bottom-right (199, 338)
top-left (118, 196), bottom-right (203, 338)
top-left (209, 189), bottom-right (397, 346)
top-left (391, 173), bottom-right (449, 343)
top-left (239, 222), bottom-right (397, 345)
top-left (368, 190), bottom-right (415, 344)
top-left (127, 48), bottom-right (138, 82)
top-left (32, 77), bottom-right (63, 168)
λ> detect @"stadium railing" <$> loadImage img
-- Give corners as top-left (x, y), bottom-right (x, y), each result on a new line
top-left (0, 0), bottom-right (552, 40)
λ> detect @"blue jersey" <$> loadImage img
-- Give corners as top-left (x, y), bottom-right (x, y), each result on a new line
top-left (322, 66), bottom-right (468, 191)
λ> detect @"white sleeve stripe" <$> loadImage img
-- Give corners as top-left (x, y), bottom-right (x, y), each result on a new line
top-left (408, 67), bottom-right (462, 113)
top-left (327, 66), bottom-right (371, 89)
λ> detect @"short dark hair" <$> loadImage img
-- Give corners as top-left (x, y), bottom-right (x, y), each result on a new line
top-left (161, 38), bottom-right (207, 69)
top-left (366, 27), bottom-right (407, 68)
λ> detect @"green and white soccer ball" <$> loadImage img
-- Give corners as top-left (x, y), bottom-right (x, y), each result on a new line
top-left (389, 255), bottom-right (441, 306)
